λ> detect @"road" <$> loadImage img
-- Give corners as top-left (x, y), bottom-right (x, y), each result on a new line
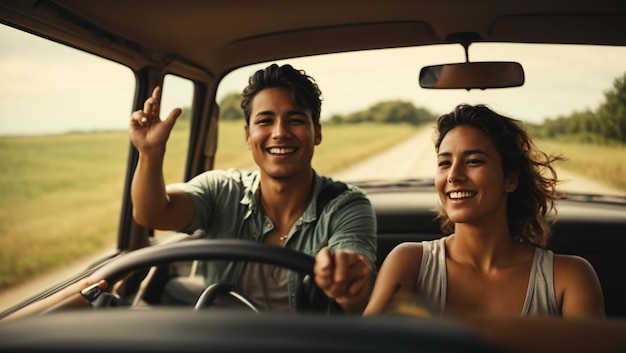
top-left (331, 127), bottom-right (438, 181)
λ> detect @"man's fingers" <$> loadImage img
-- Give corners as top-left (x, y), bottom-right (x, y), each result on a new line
top-left (132, 87), bottom-right (178, 130)
top-left (150, 86), bottom-right (161, 114)
top-left (314, 247), bottom-right (334, 288)
top-left (347, 260), bottom-right (370, 296)
top-left (130, 110), bottom-right (148, 127)
top-left (315, 248), bottom-right (372, 304)
top-left (343, 277), bottom-right (366, 297)
top-left (315, 246), bottom-right (333, 270)
top-left (332, 250), bottom-right (357, 283)
top-left (332, 253), bottom-right (371, 297)
top-left (151, 86), bottom-right (161, 99)
top-left (313, 250), bottom-right (372, 313)
top-left (143, 95), bottom-right (152, 114)
top-left (154, 108), bottom-right (182, 135)
top-left (166, 108), bottom-right (183, 124)
top-left (143, 86), bottom-right (162, 116)
top-left (96, 279), bottom-right (108, 290)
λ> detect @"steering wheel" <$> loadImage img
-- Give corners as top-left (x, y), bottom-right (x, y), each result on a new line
top-left (88, 239), bottom-right (316, 310)
top-left (194, 282), bottom-right (261, 312)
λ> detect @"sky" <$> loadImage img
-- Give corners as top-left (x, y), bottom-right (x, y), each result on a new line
top-left (2, 23), bottom-right (626, 136)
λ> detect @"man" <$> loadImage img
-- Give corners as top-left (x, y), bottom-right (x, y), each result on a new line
top-left (130, 64), bottom-right (377, 313)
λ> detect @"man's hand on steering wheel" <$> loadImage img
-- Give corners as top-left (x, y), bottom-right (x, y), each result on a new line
top-left (313, 247), bottom-right (372, 314)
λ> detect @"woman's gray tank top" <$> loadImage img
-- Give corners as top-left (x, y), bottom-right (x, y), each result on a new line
top-left (414, 236), bottom-right (561, 316)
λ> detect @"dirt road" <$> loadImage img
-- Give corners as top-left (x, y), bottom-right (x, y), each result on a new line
top-left (331, 127), bottom-right (438, 181)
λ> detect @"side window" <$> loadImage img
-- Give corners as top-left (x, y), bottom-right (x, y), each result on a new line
top-left (160, 75), bottom-right (193, 183)
top-left (215, 68), bottom-right (256, 170)
top-left (151, 75), bottom-right (193, 240)
top-left (0, 24), bottom-right (133, 309)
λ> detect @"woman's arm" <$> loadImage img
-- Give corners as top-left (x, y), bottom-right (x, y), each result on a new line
top-left (363, 242), bottom-right (424, 316)
top-left (554, 254), bottom-right (606, 318)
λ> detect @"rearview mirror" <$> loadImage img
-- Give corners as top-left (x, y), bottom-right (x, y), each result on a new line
top-left (419, 62), bottom-right (525, 90)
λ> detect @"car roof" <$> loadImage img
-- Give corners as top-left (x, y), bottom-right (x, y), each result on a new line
top-left (2, 0), bottom-right (626, 82)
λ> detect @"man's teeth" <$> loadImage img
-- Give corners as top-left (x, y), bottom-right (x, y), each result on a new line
top-left (268, 147), bottom-right (295, 155)
top-left (449, 191), bottom-right (475, 199)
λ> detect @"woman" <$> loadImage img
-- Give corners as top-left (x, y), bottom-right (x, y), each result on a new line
top-left (364, 104), bottom-right (605, 318)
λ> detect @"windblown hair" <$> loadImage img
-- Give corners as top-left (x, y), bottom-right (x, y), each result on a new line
top-left (240, 63), bottom-right (323, 126)
top-left (433, 104), bottom-right (565, 248)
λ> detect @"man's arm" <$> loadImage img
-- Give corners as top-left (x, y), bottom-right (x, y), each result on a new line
top-left (313, 195), bottom-right (378, 314)
top-left (129, 86), bottom-right (193, 230)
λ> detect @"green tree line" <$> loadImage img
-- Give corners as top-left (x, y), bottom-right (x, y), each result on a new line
top-left (218, 92), bottom-right (438, 125)
top-left (527, 72), bottom-right (626, 145)
top-left (218, 71), bottom-right (626, 145)
top-left (325, 100), bottom-right (437, 125)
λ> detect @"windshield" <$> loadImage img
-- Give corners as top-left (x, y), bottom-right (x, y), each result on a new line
top-left (217, 43), bottom-right (626, 197)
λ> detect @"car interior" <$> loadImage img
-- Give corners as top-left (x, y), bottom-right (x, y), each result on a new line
top-left (1, 1), bottom-right (625, 352)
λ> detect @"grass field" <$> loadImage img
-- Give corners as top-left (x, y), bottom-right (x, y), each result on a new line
top-left (0, 121), bottom-right (624, 290)
top-left (535, 139), bottom-right (626, 192)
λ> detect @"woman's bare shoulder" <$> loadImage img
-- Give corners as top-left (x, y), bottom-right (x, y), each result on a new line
top-left (386, 242), bottom-right (426, 263)
top-left (552, 253), bottom-right (596, 275)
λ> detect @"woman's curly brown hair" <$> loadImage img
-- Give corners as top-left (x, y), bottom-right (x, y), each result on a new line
top-left (433, 104), bottom-right (566, 248)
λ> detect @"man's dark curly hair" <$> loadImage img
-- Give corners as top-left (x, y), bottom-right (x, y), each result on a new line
top-left (433, 104), bottom-right (566, 248)
top-left (240, 63), bottom-right (322, 126)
